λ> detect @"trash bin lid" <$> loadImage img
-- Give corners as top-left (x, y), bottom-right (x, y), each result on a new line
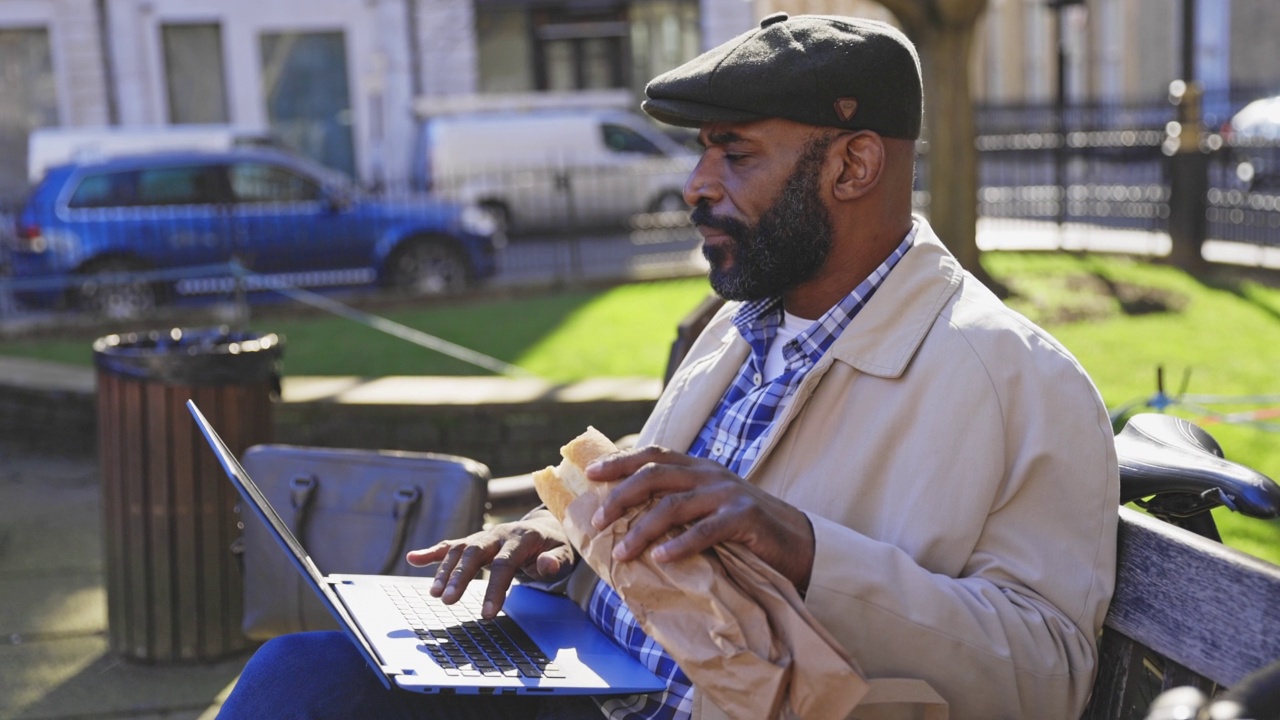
top-left (93, 326), bottom-right (283, 386)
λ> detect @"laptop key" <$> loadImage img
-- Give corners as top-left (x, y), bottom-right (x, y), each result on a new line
top-left (515, 662), bottom-right (543, 678)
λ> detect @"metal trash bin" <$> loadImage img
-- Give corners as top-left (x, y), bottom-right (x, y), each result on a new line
top-left (94, 327), bottom-right (282, 662)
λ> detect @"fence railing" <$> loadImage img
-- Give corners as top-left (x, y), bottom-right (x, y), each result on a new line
top-left (6, 102), bottom-right (1280, 324)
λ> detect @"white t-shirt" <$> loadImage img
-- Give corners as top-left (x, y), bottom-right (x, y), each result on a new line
top-left (762, 310), bottom-right (810, 382)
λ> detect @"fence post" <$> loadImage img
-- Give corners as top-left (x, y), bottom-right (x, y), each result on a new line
top-left (1166, 80), bottom-right (1209, 275)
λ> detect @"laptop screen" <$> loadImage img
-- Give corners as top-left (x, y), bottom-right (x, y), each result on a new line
top-left (186, 399), bottom-right (391, 685)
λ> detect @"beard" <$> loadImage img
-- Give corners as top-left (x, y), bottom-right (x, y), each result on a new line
top-left (691, 136), bottom-right (835, 302)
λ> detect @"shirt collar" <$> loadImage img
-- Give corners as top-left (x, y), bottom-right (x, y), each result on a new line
top-left (730, 223), bottom-right (918, 367)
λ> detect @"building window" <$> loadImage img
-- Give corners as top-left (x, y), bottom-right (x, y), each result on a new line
top-left (162, 24), bottom-right (229, 125)
top-left (0, 27), bottom-right (58, 201)
top-left (474, 0), bottom-right (699, 96)
top-left (259, 31), bottom-right (356, 178)
top-left (532, 8), bottom-right (628, 91)
top-left (628, 0), bottom-right (699, 94)
top-left (477, 8), bottom-right (534, 93)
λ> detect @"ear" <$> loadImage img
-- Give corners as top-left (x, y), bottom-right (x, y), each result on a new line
top-left (831, 132), bottom-right (885, 201)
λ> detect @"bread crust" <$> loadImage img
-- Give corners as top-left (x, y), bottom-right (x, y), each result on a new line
top-left (534, 426), bottom-right (618, 521)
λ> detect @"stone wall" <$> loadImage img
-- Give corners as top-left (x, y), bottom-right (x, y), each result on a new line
top-left (0, 362), bottom-right (661, 479)
top-left (274, 394), bottom-right (654, 477)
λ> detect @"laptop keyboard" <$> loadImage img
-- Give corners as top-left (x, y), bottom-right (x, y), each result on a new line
top-left (383, 583), bottom-right (565, 679)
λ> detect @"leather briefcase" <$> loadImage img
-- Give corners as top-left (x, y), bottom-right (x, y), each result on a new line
top-left (238, 444), bottom-right (490, 640)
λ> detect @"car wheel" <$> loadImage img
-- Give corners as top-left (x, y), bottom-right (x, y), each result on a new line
top-left (389, 239), bottom-right (469, 296)
top-left (479, 201), bottom-right (511, 236)
top-left (649, 190), bottom-right (687, 213)
top-left (75, 260), bottom-right (159, 321)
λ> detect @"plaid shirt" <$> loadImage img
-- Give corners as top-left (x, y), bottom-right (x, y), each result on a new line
top-left (588, 227), bottom-right (916, 720)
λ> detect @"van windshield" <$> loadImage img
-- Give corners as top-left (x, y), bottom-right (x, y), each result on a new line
top-left (601, 124), bottom-right (665, 156)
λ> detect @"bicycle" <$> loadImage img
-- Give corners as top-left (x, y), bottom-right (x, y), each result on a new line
top-left (1109, 366), bottom-right (1280, 434)
top-left (1112, 412), bottom-right (1280, 718)
top-left (1145, 657), bottom-right (1280, 719)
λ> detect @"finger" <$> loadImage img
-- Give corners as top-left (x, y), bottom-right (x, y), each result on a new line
top-left (405, 541), bottom-right (450, 567)
top-left (646, 510), bottom-right (736, 563)
top-left (530, 545), bottom-right (577, 582)
top-left (441, 544), bottom-right (499, 604)
top-left (592, 460), bottom-right (704, 530)
top-left (481, 535), bottom-right (545, 617)
top-left (430, 542), bottom-right (469, 596)
top-left (584, 445), bottom-right (690, 483)
top-left (612, 488), bottom-right (727, 562)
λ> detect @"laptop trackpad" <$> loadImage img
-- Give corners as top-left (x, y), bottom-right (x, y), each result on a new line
top-left (503, 585), bottom-right (665, 691)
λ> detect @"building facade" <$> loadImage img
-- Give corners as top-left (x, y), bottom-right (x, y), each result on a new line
top-left (4, 0), bottom-right (1277, 203)
top-left (0, 0), bottom-right (754, 202)
top-left (976, 0), bottom-right (1280, 118)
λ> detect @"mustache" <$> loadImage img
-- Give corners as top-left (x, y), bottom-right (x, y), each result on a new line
top-left (691, 202), bottom-right (751, 240)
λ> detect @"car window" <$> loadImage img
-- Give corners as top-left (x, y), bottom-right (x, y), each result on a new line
top-left (68, 171), bottom-right (139, 209)
top-left (230, 163), bottom-right (322, 203)
top-left (601, 123), bottom-right (663, 156)
top-left (135, 165), bottom-right (227, 206)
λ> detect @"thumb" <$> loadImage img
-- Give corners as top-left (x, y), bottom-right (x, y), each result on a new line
top-left (530, 545), bottom-right (576, 582)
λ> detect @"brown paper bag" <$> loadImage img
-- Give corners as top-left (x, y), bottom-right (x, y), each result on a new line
top-left (561, 485), bottom-right (869, 720)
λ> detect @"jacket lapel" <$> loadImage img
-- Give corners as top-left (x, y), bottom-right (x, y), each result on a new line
top-left (744, 219), bottom-right (965, 478)
top-left (643, 218), bottom-right (963, 472)
top-left (641, 321), bottom-right (747, 453)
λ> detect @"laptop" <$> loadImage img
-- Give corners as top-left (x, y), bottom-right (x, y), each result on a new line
top-left (187, 400), bottom-right (665, 696)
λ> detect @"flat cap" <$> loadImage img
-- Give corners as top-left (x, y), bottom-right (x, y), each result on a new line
top-left (643, 13), bottom-right (922, 139)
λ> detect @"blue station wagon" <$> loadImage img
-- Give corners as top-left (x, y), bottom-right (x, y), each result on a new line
top-left (9, 148), bottom-right (500, 318)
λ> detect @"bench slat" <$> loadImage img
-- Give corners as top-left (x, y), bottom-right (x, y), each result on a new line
top-left (1104, 507), bottom-right (1280, 687)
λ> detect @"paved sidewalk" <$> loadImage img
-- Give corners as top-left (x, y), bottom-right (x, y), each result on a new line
top-left (0, 446), bottom-right (245, 720)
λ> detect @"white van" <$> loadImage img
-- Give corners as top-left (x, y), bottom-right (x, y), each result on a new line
top-left (413, 109), bottom-right (695, 233)
top-left (27, 124), bottom-right (277, 184)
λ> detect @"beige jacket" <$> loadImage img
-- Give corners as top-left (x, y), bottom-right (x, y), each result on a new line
top-left (565, 218), bottom-right (1119, 719)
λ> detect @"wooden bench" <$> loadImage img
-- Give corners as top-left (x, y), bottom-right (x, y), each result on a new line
top-left (666, 295), bottom-right (1280, 717)
top-left (1083, 507), bottom-right (1280, 718)
top-left (426, 295), bottom-right (1280, 715)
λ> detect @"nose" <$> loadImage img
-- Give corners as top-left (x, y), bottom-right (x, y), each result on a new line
top-left (683, 154), bottom-right (721, 208)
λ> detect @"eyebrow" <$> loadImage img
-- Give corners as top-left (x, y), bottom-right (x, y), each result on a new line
top-left (699, 130), bottom-right (747, 148)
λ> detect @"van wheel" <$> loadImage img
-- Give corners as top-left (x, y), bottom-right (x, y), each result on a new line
top-left (479, 201), bottom-right (511, 236)
top-left (75, 259), bottom-right (160, 321)
top-left (649, 191), bottom-right (686, 213)
top-left (388, 239), bottom-right (469, 296)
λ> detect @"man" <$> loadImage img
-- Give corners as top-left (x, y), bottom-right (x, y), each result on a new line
top-left (219, 14), bottom-right (1118, 720)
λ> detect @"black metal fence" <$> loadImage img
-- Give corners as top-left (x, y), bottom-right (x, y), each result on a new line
top-left (5, 92), bottom-right (1280, 324)
top-left (961, 89), bottom-right (1280, 255)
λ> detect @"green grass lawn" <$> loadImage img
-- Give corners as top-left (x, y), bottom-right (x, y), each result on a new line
top-left (0, 278), bottom-right (714, 379)
top-left (3, 255), bottom-right (1279, 563)
top-left (987, 252), bottom-right (1280, 563)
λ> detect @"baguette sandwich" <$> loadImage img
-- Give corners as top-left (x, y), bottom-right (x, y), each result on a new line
top-left (528, 426), bottom-right (868, 719)
top-left (531, 425), bottom-right (616, 521)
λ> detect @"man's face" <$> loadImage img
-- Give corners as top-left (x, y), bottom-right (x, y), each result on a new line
top-left (685, 120), bottom-right (836, 301)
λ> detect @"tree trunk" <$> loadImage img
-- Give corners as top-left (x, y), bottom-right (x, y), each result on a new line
top-left (877, 0), bottom-right (1003, 294)
top-left (916, 20), bottom-right (1005, 295)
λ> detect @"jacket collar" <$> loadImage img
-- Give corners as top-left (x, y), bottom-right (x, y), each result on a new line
top-left (645, 216), bottom-right (964, 451)
top-left (825, 216), bottom-right (963, 378)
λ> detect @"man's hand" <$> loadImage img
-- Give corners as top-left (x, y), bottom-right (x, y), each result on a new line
top-left (406, 511), bottom-right (574, 618)
top-left (587, 445), bottom-right (815, 590)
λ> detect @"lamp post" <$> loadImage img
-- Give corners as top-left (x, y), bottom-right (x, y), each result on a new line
top-left (1048, 0), bottom-right (1084, 229)
top-left (1166, 0), bottom-right (1208, 275)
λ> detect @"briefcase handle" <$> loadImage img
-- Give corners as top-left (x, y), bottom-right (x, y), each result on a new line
top-left (288, 474), bottom-right (424, 575)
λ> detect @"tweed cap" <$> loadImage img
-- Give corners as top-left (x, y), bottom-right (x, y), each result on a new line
top-left (642, 13), bottom-right (922, 139)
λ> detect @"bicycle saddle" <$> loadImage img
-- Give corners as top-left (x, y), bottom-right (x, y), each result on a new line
top-left (1115, 413), bottom-right (1280, 519)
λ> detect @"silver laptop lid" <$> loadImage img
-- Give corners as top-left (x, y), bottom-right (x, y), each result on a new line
top-left (186, 399), bottom-right (393, 687)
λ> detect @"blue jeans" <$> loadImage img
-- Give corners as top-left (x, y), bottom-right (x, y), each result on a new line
top-left (218, 632), bottom-right (603, 720)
